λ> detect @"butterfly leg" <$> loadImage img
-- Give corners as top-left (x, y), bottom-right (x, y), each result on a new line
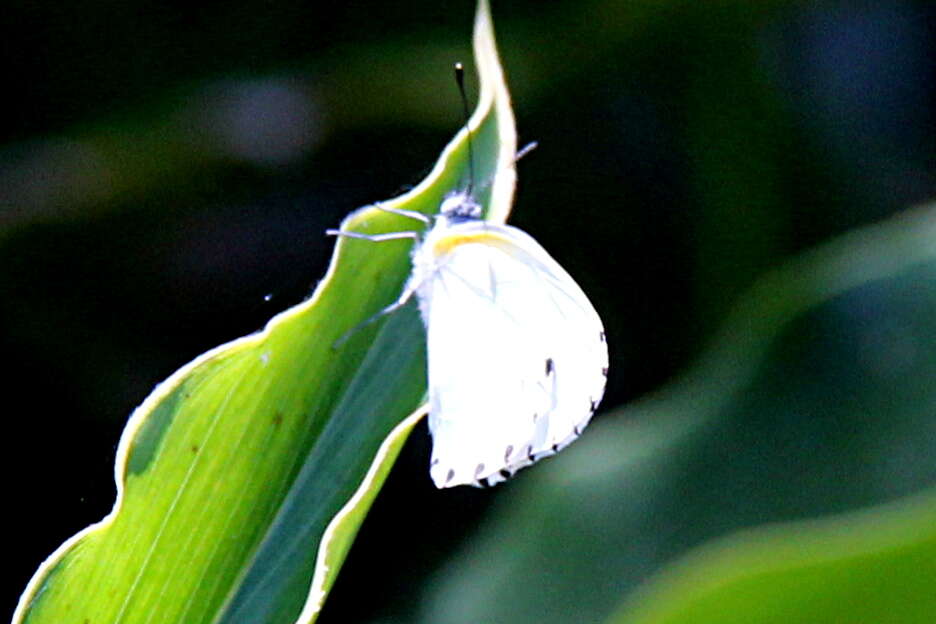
top-left (325, 229), bottom-right (421, 242)
top-left (373, 204), bottom-right (432, 223)
top-left (332, 276), bottom-right (420, 349)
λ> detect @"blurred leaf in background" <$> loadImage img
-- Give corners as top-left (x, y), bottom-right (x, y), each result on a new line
top-left (610, 489), bottom-right (936, 624)
top-left (4, 0), bottom-right (934, 622)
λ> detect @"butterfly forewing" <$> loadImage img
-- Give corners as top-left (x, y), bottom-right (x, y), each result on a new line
top-left (416, 222), bottom-right (608, 488)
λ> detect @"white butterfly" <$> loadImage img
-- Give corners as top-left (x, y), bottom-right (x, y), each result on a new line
top-left (329, 188), bottom-right (608, 488)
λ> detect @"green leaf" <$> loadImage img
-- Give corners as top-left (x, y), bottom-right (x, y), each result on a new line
top-left (415, 201), bottom-right (936, 623)
top-left (14, 1), bottom-right (516, 623)
top-left (608, 491), bottom-right (936, 624)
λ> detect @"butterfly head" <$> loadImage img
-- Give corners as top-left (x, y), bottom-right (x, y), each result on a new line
top-left (438, 190), bottom-right (483, 223)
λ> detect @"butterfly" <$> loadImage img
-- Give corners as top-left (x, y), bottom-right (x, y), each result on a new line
top-left (328, 186), bottom-right (608, 488)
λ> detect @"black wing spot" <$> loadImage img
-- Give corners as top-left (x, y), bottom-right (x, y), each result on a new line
top-left (504, 445), bottom-right (514, 462)
top-left (590, 398), bottom-right (598, 412)
top-left (545, 358), bottom-right (555, 375)
top-left (499, 468), bottom-right (511, 479)
top-left (551, 443), bottom-right (559, 453)
top-left (602, 366), bottom-right (609, 377)
top-left (525, 444), bottom-right (534, 461)
top-left (599, 330), bottom-right (606, 342)
top-left (478, 477), bottom-right (492, 488)
top-left (475, 463), bottom-right (486, 477)
top-left (573, 425), bottom-right (582, 436)
top-left (446, 469), bottom-right (455, 484)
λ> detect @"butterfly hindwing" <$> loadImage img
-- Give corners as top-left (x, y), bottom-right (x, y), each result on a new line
top-left (416, 221), bottom-right (607, 488)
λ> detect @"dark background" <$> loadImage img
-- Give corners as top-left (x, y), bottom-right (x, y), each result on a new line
top-left (4, 0), bottom-right (935, 621)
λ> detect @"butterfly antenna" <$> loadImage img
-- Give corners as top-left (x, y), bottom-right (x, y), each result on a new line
top-left (454, 62), bottom-right (476, 195)
top-left (516, 141), bottom-right (539, 162)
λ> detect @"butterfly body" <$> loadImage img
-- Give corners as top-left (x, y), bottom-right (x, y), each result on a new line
top-left (405, 192), bottom-right (608, 488)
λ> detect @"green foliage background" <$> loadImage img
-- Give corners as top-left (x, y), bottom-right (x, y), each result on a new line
top-left (5, 0), bottom-right (935, 622)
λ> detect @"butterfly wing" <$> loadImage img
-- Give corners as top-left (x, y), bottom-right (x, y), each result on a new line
top-left (416, 222), bottom-right (608, 488)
